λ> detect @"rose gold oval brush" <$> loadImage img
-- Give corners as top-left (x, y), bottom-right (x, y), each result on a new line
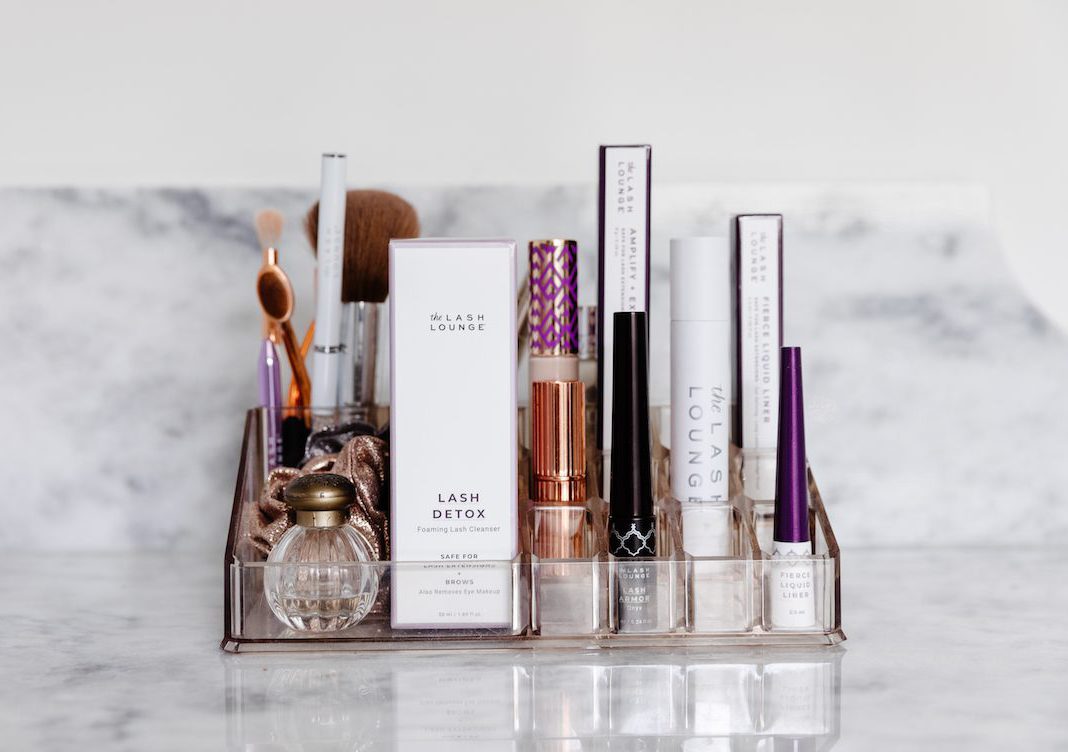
top-left (305, 190), bottom-right (419, 406)
top-left (257, 259), bottom-right (311, 412)
top-left (254, 210), bottom-right (287, 468)
top-left (255, 209), bottom-right (312, 411)
top-left (285, 321), bottom-right (314, 408)
top-left (254, 210), bottom-right (285, 337)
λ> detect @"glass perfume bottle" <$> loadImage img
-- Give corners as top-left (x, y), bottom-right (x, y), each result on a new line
top-left (264, 473), bottom-right (378, 632)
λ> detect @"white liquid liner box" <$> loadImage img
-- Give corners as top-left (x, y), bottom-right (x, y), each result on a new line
top-left (389, 239), bottom-right (518, 628)
top-left (733, 214), bottom-right (783, 502)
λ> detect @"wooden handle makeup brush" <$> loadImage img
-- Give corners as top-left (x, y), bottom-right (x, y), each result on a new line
top-left (305, 190), bottom-right (420, 406)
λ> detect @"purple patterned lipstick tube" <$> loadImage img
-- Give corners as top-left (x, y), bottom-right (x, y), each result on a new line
top-left (529, 239), bottom-right (580, 382)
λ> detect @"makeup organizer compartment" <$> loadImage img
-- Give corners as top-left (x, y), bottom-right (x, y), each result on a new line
top-left (222, 406), bottom-right (843, 652)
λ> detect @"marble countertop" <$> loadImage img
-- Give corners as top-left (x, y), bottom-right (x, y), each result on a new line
top-left (3, 548), bottom-right (1065, 750)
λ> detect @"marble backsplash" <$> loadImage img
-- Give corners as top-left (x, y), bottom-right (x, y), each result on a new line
top-left (2, 183), bottom-right (1064, 550)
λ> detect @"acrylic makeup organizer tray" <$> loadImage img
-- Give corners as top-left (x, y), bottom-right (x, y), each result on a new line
top-left (222, 406), bottom-right (844, 652)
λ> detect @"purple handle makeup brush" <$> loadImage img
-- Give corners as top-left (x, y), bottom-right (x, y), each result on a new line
top-left (258, 334), bottom-right (283, 469)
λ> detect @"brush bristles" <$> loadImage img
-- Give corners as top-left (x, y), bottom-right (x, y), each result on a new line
top-left (305, 190), bottom-right (420, 304)
top-left (254, 209), bottom-right (285, 250)
top-left (257, 271), bottom-right (290, 320)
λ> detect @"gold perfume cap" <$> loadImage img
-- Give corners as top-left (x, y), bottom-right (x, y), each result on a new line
top-left (531, 380), bottom-right (587, 504)
top-left (284, 473), bottom-right (354, 527)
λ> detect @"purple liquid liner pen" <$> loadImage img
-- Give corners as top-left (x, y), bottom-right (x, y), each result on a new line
top-left (769, 347), bottom-right (816, 630)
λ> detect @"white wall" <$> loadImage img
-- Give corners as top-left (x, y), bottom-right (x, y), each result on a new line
top-left (2, 0), bottom-right (1067, 328)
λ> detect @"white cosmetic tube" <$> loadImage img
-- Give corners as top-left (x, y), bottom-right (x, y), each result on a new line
top-left (670, 238), bottom-right (732, 557)
top-left (310, 153), bottom-right (347, 411)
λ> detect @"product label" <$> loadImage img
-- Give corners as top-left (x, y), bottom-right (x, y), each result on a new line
top-left (393, 561), bottom-right (513, 628)
top-left (390, 241), bottom-right (518, 628)
top-left (427, 311), bottom-right (487, 334)
top-left (610, 518), bottom-right (660, 633)
top-left (600, 146), bottom-right (650, 451)
top-left (670, 321), bottom-right (730, 505)
top-left (738, 215), bottom-right (782, 500)
top-left (769, 541), bottom-right (817, 630)
top-left (615, 560), bottom-right (659, 633)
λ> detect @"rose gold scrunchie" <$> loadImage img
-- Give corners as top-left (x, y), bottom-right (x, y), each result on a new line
top-left (248, 435), bottom-right (389, 559)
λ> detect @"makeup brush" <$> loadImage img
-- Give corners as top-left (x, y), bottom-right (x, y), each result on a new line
top-left (256, 209), bottom-right (308, 413)
top-left (257, 262), bottom-right (310, 412)
top-left (254, 209), bottom-right (284, 256)
top-left (283, 199), bottom-right (316, 411)
top-left (286, 322), bottom-right (315, 409)
top-left (254, 210), bottom-right (286, 469)
top-left (305, 189), bottom-right (419, 406)
top-left (257, 258), bottom-right (313, 466)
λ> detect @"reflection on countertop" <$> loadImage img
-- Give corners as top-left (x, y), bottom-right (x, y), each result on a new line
top-left (4, 548), bottom-right (1068, 750)
top-left (225, 648), bottom-right (841, 749)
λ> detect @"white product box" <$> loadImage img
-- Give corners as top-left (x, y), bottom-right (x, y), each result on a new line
top-left (389, 238), bottom-right (518, 628)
